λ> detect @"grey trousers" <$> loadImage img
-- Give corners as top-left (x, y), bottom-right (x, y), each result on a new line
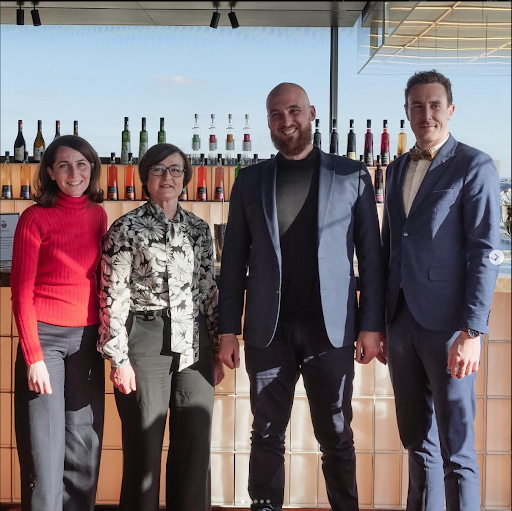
top-left (115, 312), bottom-right (214, 511)
top-left (15, 322), bottom-right (105, 511)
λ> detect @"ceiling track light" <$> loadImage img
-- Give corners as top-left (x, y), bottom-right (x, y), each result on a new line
top-left (16, 2), bottom-right (24, 25)
top-left (210, 7), bottom-right (220, 29)
top-left (31, 1), bottom-right (41, 26)
top-left (228, 9), bottom-right (239, 29)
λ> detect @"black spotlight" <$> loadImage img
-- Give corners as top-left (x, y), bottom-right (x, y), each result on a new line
top-left (16, 4), bottom-right (24, 25)
top-left (210, 10), bottom-right (220, 29)
top-left (31, 2), bottom-right (41, 26)
top-left (228, 10), bottom-right (239, 29)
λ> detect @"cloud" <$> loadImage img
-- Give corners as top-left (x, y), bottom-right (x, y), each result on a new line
top-left (150, 75), bottom-right (206, 87)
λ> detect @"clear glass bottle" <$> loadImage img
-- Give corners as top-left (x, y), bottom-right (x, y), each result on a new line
top-left (1, 152), bottom-right (13, 199)
top-left (191, 114), bottom-right (201, 165)
top-left (242, 114), bottom-right (252, 166)
top-left (225, 114), bottom-right (235, 165)
top-left (208, 114), bottom-right (218, 165)
top-left (397, 119), bottom-right (407, 157)
top-left (20, 151), bottom-right (31, 199)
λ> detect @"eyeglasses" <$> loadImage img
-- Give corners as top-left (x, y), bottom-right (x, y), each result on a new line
top-left (150, 164), bottom-right (185, 177)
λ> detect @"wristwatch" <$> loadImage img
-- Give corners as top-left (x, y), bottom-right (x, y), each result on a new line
top-left (461, 327), bottom-right (480, 338)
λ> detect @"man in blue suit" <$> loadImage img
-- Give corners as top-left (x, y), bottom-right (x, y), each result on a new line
top-left (381, 70), bottom-right (500, 510)
top-left (217, 83), bottom-right (385, 511)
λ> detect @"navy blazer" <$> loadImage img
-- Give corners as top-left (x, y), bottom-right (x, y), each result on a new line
top-left (218, 149), bottom-right (385, 348)
top-left (382, 134), bottom-right (500, 334)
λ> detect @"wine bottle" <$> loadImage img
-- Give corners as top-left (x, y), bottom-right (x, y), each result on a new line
top-left (214, 153), bottom-right (224, 201)
top-left (20, 151), bottom-right (31, 199)
top-left (138, 117), bottom-right (148, 164)
top-left (329, 119), bottom-right (339, 155)
top-left (54, 120), bottom-right (61, 141)
top-left (158, 117), bottom-right (166, 144)
top-left (313, 119), bottom-right (321, 149)
top-left (179, 186), bottom-right (188, 201)
top-left (33, 120), bottom-right (45, 163)
top-left (397, 119), bottom-right (407, 157)
top-left (191, 114), bottom-right (201, 165)
top-left (125, 153), bottom-right (135, 200)
top-left (242, 114), bottom-right (252, 166)
top-left (14, 120), bottom-right (26, 163)
top-left (347, 119), bottom-right (356, 160)
top-left (208, 114), bottom-right (218, 165)
top-left (73, 120), bottom-right (79, 136)
top-left (381, 120), bottom-right (390, 166)
top-left (196, 154), bottom-right (207, 201)
top-left (234, 154), bottom-right (242, 179)
top-left (121, 117), bottom-right (131, 165)
top-left (108, 152), bottom-right (119, 200)
top-left (374, 155), bottom-right (384, 204)
top-left (225, 114), bottom-right (235, 165)
top-left (1, 152), bottom-right (12, 199)
top-left (364, 119), bottom-right (374, 167)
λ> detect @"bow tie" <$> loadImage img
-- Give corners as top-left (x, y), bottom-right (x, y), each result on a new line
top-left (409, 147), bottom-right (434, 162)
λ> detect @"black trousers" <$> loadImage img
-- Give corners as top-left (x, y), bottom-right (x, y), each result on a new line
top-left (115, 312), bottom-right (214, 511)
top-left (15, 322), bottom-right (104, 511)
top-left (244, 318), bottom-right (358, 511)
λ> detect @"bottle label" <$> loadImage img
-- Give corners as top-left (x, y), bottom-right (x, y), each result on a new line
top-left (122, 132), bottom-right (130, 143)
top-left (140, 133), bottom-right (148, 143)
top-left (364, 154), bottom-right (374, 166)
top-left (209, 135), bottom-right (217, 151)
top-left (196, 186), bottom-right (206, 200)
top-left (2, 185), bottom-right (12, 199)
top-left (243, 134), bottom-right (251, 151)
top-left (14, 147), bottom-right (25, 162)
top-left (192, 135), bottom-right (200, 151)
top-left (214, 187), bottom-right (224, 201)
top-left (375, 188), bottom-right (384, 203)
top-left (20, 185), bottom-right (30, 199)
top-left (348, 152), bottom-right (357, 160)
top-left (226, 134), bottom-right (234, 151)
top-left (107, 186), bottom-right (118, 200)
top-left (179, 188), bottom-right (188, 201)
top-left (33, 147), bottom-right (44, 162)
top-left (125, 186), bottom-right (134, 200)
top-left (158, 132), bottom-right (166, 144)
top-left (381, 153), bottom-right (389, 165)
top-left (120, 148), bottom-right (129, 164)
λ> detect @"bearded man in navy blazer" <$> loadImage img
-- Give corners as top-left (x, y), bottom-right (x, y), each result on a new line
top-left (217, 83), bottom-right (385, 511)
top-left (381, 70), bottom-right (500, 511)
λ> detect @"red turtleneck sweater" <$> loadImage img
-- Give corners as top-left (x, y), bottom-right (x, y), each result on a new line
top-left (11, 192), bottom-right (107, 366)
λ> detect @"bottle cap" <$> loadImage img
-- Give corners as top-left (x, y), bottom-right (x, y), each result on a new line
top-left (367, 119), bottom-right (371, 128)
top-left (160, 117), bottom-right (164, 123)
top-left (315, 119), bottom-right (320, 127)
top-left (383, 120), bottom-right (388, 128)
top-left (350, 119), bottom-right (354, 128)
top-left (124, 117), bottom-right (129, 123)
top-left (111, 152), bottom-right (115, 159)
top-left (128, 152), bottom-right (132, 159)
top-left (400, 120), bottom-right (405, 128)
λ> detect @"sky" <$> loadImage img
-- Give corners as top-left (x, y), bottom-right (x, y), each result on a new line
top-left (1, 23), bottom-right (510, 177)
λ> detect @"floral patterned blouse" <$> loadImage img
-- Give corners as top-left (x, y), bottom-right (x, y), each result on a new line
top-left (98, 198), bottom-right (218, 371)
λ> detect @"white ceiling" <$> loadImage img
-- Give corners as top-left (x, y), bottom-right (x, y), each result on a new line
top-left (0, 1), bottom-right (366, 27)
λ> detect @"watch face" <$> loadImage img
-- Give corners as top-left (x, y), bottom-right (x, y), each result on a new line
top-left (468, 328), bottom-right (480, 338)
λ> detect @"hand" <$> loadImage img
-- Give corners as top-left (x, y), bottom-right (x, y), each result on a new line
top-left (110, 365), bottom-right (137, 394)
top-left (27, 360), bottom-right (52, 394)
top-left (376, 331), bottom-right (387, 365)
top-left (447, 331), bottom-right (481, 379)
top-left (213, 355), bottom-right (225, 386)
top-left (355, 331), bottom-right (381, 364)
top-left (218, 334), bottom-right (240, 370)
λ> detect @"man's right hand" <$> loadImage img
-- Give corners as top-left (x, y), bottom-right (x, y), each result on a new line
top-left (111, 365), bottom-right (137, 394)
top-left (218, 334), bottom-right (240, 369)
top-left (27, 360), bottom-right (52, 394)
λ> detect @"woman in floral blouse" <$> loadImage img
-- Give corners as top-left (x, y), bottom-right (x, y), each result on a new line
top-left (98, 143), bottom-right (224, 511)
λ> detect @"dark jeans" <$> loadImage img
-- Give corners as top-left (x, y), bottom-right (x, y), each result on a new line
top-left (244, 318), bottom-right (358, 511)
top-left (115, 312), bottom-right (214, 511)
top-left (15, 322), bottom-right (104, 511)
top-left (387, 291), bottom-right (480, 511)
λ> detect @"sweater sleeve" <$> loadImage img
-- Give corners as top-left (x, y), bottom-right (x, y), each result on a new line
top-left (11, 208), bottom-right (43, 366)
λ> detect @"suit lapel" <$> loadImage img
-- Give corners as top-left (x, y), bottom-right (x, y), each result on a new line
top-left (394, 155), bottom-right (409, 223)
top-left (260, 159), bottom-right (281, 263)
top-left (408, 134), bottom-right (458, 218)
top-left (318, 151), bottom-right (335, 243)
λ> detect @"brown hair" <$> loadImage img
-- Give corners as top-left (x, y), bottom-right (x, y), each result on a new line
top-left (405, 69), bottom-right (453, 107)
top-left (33, 135), bottom-right (103, 207)
top-left (138, 144), bottom-right (192, 197)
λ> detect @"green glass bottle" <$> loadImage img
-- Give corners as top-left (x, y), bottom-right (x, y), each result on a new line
top-left (158, 117), bottom-right (166, 144)
top-left (121, 117), bottom-right (131, 164)
top-left (139, 117), bottom-right (148, 162)
top-left (234, 153), bottom-right (242, 179)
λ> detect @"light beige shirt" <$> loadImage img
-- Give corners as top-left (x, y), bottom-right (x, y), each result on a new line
top-left (402, 135), bottom-right (449, 217)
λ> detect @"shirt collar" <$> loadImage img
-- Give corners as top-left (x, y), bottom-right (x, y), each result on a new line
top-left (146, 198), bottom-right (185, 224)
top-left (414, 134), bottom-right (450, 160)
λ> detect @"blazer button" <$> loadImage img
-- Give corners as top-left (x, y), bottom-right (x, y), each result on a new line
top-left (403, 232), bottom-right (409, 237)
top-left (276, 290), bottom-right (280, 294)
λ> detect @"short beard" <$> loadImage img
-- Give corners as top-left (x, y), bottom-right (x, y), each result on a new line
top-left (271, 123), bottom-right (312, 157)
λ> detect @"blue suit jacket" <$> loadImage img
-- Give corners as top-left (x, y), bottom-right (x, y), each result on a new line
top-left (218, 149), bottom-right (385, 348)
top-left (382, 134), bottom-right (500, 334)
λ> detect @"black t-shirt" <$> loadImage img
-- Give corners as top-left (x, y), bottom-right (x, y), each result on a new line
top-left (276, 146), bottom-right (323, 321)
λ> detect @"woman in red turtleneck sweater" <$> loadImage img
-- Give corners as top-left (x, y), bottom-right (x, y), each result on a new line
top-left (11, 135), bottom-right (107, 511)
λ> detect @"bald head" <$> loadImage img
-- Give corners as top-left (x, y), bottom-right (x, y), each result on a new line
top-left (266, 83), bottom-right (311, 112)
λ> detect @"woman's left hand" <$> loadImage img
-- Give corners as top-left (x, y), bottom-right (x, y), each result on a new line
top-left (214, 355), bottom-right (225, 386)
